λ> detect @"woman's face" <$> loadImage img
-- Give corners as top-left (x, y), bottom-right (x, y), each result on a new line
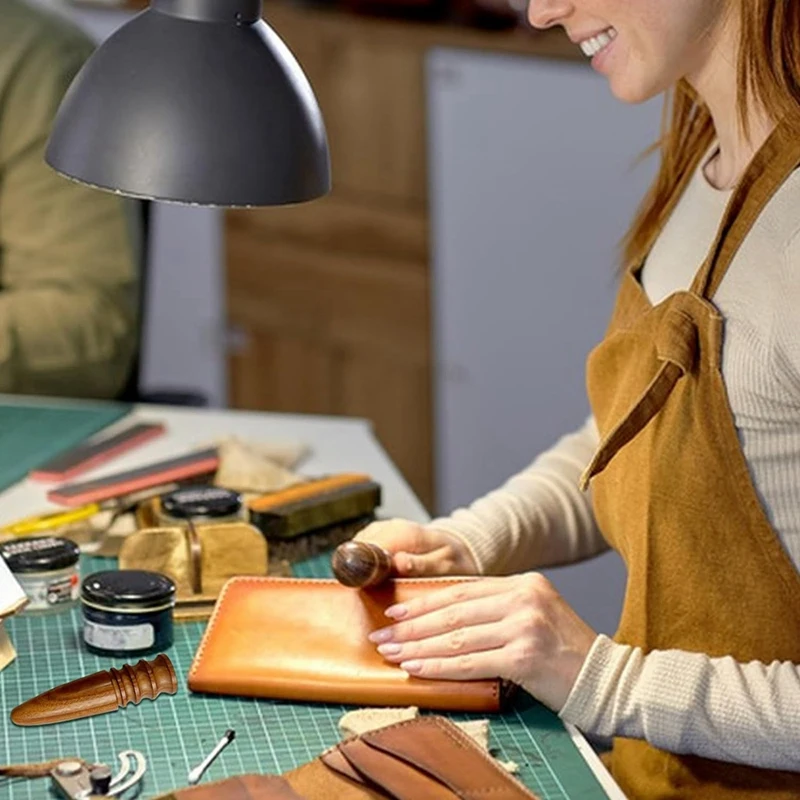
top-left (527, 0), bottom-right (731, 103)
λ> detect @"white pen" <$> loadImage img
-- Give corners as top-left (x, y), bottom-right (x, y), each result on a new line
top-left (187, 729), bottom-right (236, 785)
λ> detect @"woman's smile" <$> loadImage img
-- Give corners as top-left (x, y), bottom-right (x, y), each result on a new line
top-left (576, 26), bottom-right (618, 73)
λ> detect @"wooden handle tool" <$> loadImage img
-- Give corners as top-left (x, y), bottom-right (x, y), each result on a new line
top-left (11, 654), bottom-right (177, 727)
top-left (331, 541), bottom-right (393, 588)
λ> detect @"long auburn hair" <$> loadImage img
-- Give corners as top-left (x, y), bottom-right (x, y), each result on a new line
top-left (621, 0), bottom-right (800, 269)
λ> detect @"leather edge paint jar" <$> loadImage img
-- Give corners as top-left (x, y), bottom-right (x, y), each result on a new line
top-left (81, 570), bottom-right (176, 658)
top-left (0, 537), bottom-right (80, 615)
top-left (157, 485), bottom-right (244, 527)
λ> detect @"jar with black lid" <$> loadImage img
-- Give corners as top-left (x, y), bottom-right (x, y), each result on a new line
top-left (0, 536), bottom-right (80, 615)
top-left (157, 485), bottom-right (243, 527)
top-left (81, 570), bottom-right (175, 658)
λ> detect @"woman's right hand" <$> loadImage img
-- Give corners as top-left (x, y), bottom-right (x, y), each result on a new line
top-left (354, 519), bottom-right (479, 577)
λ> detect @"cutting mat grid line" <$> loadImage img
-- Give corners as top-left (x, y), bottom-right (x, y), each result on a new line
top-left (0, 554), bottom-right (607, 799)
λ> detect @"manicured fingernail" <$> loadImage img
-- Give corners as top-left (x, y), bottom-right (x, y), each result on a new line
top-left (401, 660), bottom-right (422, 674)
top-left (368, 629), bottom-right (392, 644)
top-left (385, 604), bottom-right (408, 619)
top-left (377, 643), bottom-right (402, 656)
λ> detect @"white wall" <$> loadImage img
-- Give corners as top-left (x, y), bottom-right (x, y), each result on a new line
top-left (427, 47), bottom-right (662, 634)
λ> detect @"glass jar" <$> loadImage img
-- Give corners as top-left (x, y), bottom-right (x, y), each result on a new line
top-left (157, 485), bottom-right (243, 527)
top-left (0, 536), bottom-right (80, 615)
top-left (81, 570), bottom-right (176, 658)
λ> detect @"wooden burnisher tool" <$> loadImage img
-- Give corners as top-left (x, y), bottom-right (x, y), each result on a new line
top-left (11, 654), bottom-right (177, 727)
top-left (331, 540), bottom-right (393, 588)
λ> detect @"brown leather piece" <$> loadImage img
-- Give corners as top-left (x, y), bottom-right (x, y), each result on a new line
top-left (155, 717), bottom-right (541, 800)
top-left (319, 746), bottom-right (366, 784)
top-left (337, 736), bottom-right (458, 800)
top-left (188, 577), bottom-right (503, 711)
top-left (157, 774), bottom-right (306, 799)
top-left (361, 717), bottom-right (538, 800)
top-left (285, 756), bottom-right (390, 800)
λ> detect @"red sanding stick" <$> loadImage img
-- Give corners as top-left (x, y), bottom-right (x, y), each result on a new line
top-left (29, 422), bottom-right (166, 482)
top-left (46, 448), bottom-right (219, 507)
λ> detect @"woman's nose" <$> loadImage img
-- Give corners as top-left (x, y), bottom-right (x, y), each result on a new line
top-left (527, 0), bottom-right (573, 29)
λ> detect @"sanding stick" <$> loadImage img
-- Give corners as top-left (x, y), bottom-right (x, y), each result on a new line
top-left (47, 448), bottom-right (219, 507)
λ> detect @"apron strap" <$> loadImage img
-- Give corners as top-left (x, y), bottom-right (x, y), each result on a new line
top-left (691, 113), bottom-right (800, 300)
top-left (581, 305), bottom-right (698, 488)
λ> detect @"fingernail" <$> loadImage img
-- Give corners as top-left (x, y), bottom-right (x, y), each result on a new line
top-left (377, 643), bottom-right (402, 656)
top-left (368, 628), bottom-right (392, 644)
top-left (385, 604), bottom-right (408, 620)
top-left (401, 660), bottom-right (422, 674)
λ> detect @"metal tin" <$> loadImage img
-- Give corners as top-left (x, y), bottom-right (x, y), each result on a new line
top-left (157, 485), bottom-right (243, 527)
top-left (0, 537), bottom-right (80, 615)
top-left (81, 570), bottom-right (176, 657)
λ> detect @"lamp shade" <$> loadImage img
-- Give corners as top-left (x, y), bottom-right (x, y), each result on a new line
top-left (45, 0), bottom-right (331, 206)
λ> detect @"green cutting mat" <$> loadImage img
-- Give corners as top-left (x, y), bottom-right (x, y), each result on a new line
top-left (0, 553), bottom-right (609, 800)
top-left (0, 400), bottom-right (129, 492)
top-left (0, 399), bottom-right (610, 798)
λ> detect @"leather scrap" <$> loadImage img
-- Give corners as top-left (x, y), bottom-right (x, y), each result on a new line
top-left (155, 774), bottom-right (306, 799)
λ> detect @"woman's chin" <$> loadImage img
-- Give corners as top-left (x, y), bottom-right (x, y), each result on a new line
top-left (607, 75), bottom-right (664, 106)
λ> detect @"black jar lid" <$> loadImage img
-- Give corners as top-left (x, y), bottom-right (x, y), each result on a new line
top-left (0, 536), bottom-right (80, 573)
top-left (81, 570), bottom-right (176, 610)
top-left (161, 485), bottom-right (242, 519)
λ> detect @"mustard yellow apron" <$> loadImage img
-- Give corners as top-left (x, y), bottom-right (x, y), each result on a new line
top-left (583, 115), bottom-right (800, 798)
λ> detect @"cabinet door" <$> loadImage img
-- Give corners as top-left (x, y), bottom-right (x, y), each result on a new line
top-left (226, 15), bottom-right (434, 508)
top-left (226, 196), bottom-right (433, 508)
top-left (427, 48), bottom-right (661, 633)
top-left (268, 6), bottom-right (427, 207)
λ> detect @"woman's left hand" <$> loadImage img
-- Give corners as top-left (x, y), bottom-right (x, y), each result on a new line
top-left (368, 573), bottom-right (597, 712)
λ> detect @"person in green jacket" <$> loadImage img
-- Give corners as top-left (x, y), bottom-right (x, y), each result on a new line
top-left (0, 0), bottom-right (139, 399)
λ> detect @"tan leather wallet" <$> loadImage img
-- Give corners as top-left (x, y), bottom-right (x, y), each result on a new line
top-left (188, 577), bottom-right (512, 711)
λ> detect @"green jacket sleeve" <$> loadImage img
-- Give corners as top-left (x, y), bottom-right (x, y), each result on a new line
top-left (0, 18), bottom-right (140, 399)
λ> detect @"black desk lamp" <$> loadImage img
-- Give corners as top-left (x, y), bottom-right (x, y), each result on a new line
top-left (45, 0), bottom-right (331, 206)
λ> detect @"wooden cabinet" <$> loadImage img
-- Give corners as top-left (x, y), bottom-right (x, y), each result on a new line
top-left (225, 3), bottom-right (580, 510)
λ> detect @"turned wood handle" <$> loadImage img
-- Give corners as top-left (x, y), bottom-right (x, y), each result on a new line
top-left (108, 653), bottom-right (178, 707)
top-left (11, 654), bottom-right (178, 727)
top-left (331, 541), bottom-right (392, 588)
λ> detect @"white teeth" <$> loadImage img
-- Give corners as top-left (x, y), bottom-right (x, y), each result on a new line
top-left (580, 27), bottom-right (617, 58)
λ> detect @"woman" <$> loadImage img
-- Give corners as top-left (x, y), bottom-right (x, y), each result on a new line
top-left (356, 1), bottom-right (800, 797)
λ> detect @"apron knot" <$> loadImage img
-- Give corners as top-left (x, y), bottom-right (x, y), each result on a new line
top-left (656, 306), bottom-right (698, 374)
top-left (580, 305), bottom-right (699, 490)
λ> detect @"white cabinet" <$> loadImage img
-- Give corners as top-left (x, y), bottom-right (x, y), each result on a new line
top-left (427, 47), bottom-right (662, 634)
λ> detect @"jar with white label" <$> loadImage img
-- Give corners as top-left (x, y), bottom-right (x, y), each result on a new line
top-left (0, 537), bottom-right (80, 615)
top-left (80, 570), bottom-right (176, 658)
